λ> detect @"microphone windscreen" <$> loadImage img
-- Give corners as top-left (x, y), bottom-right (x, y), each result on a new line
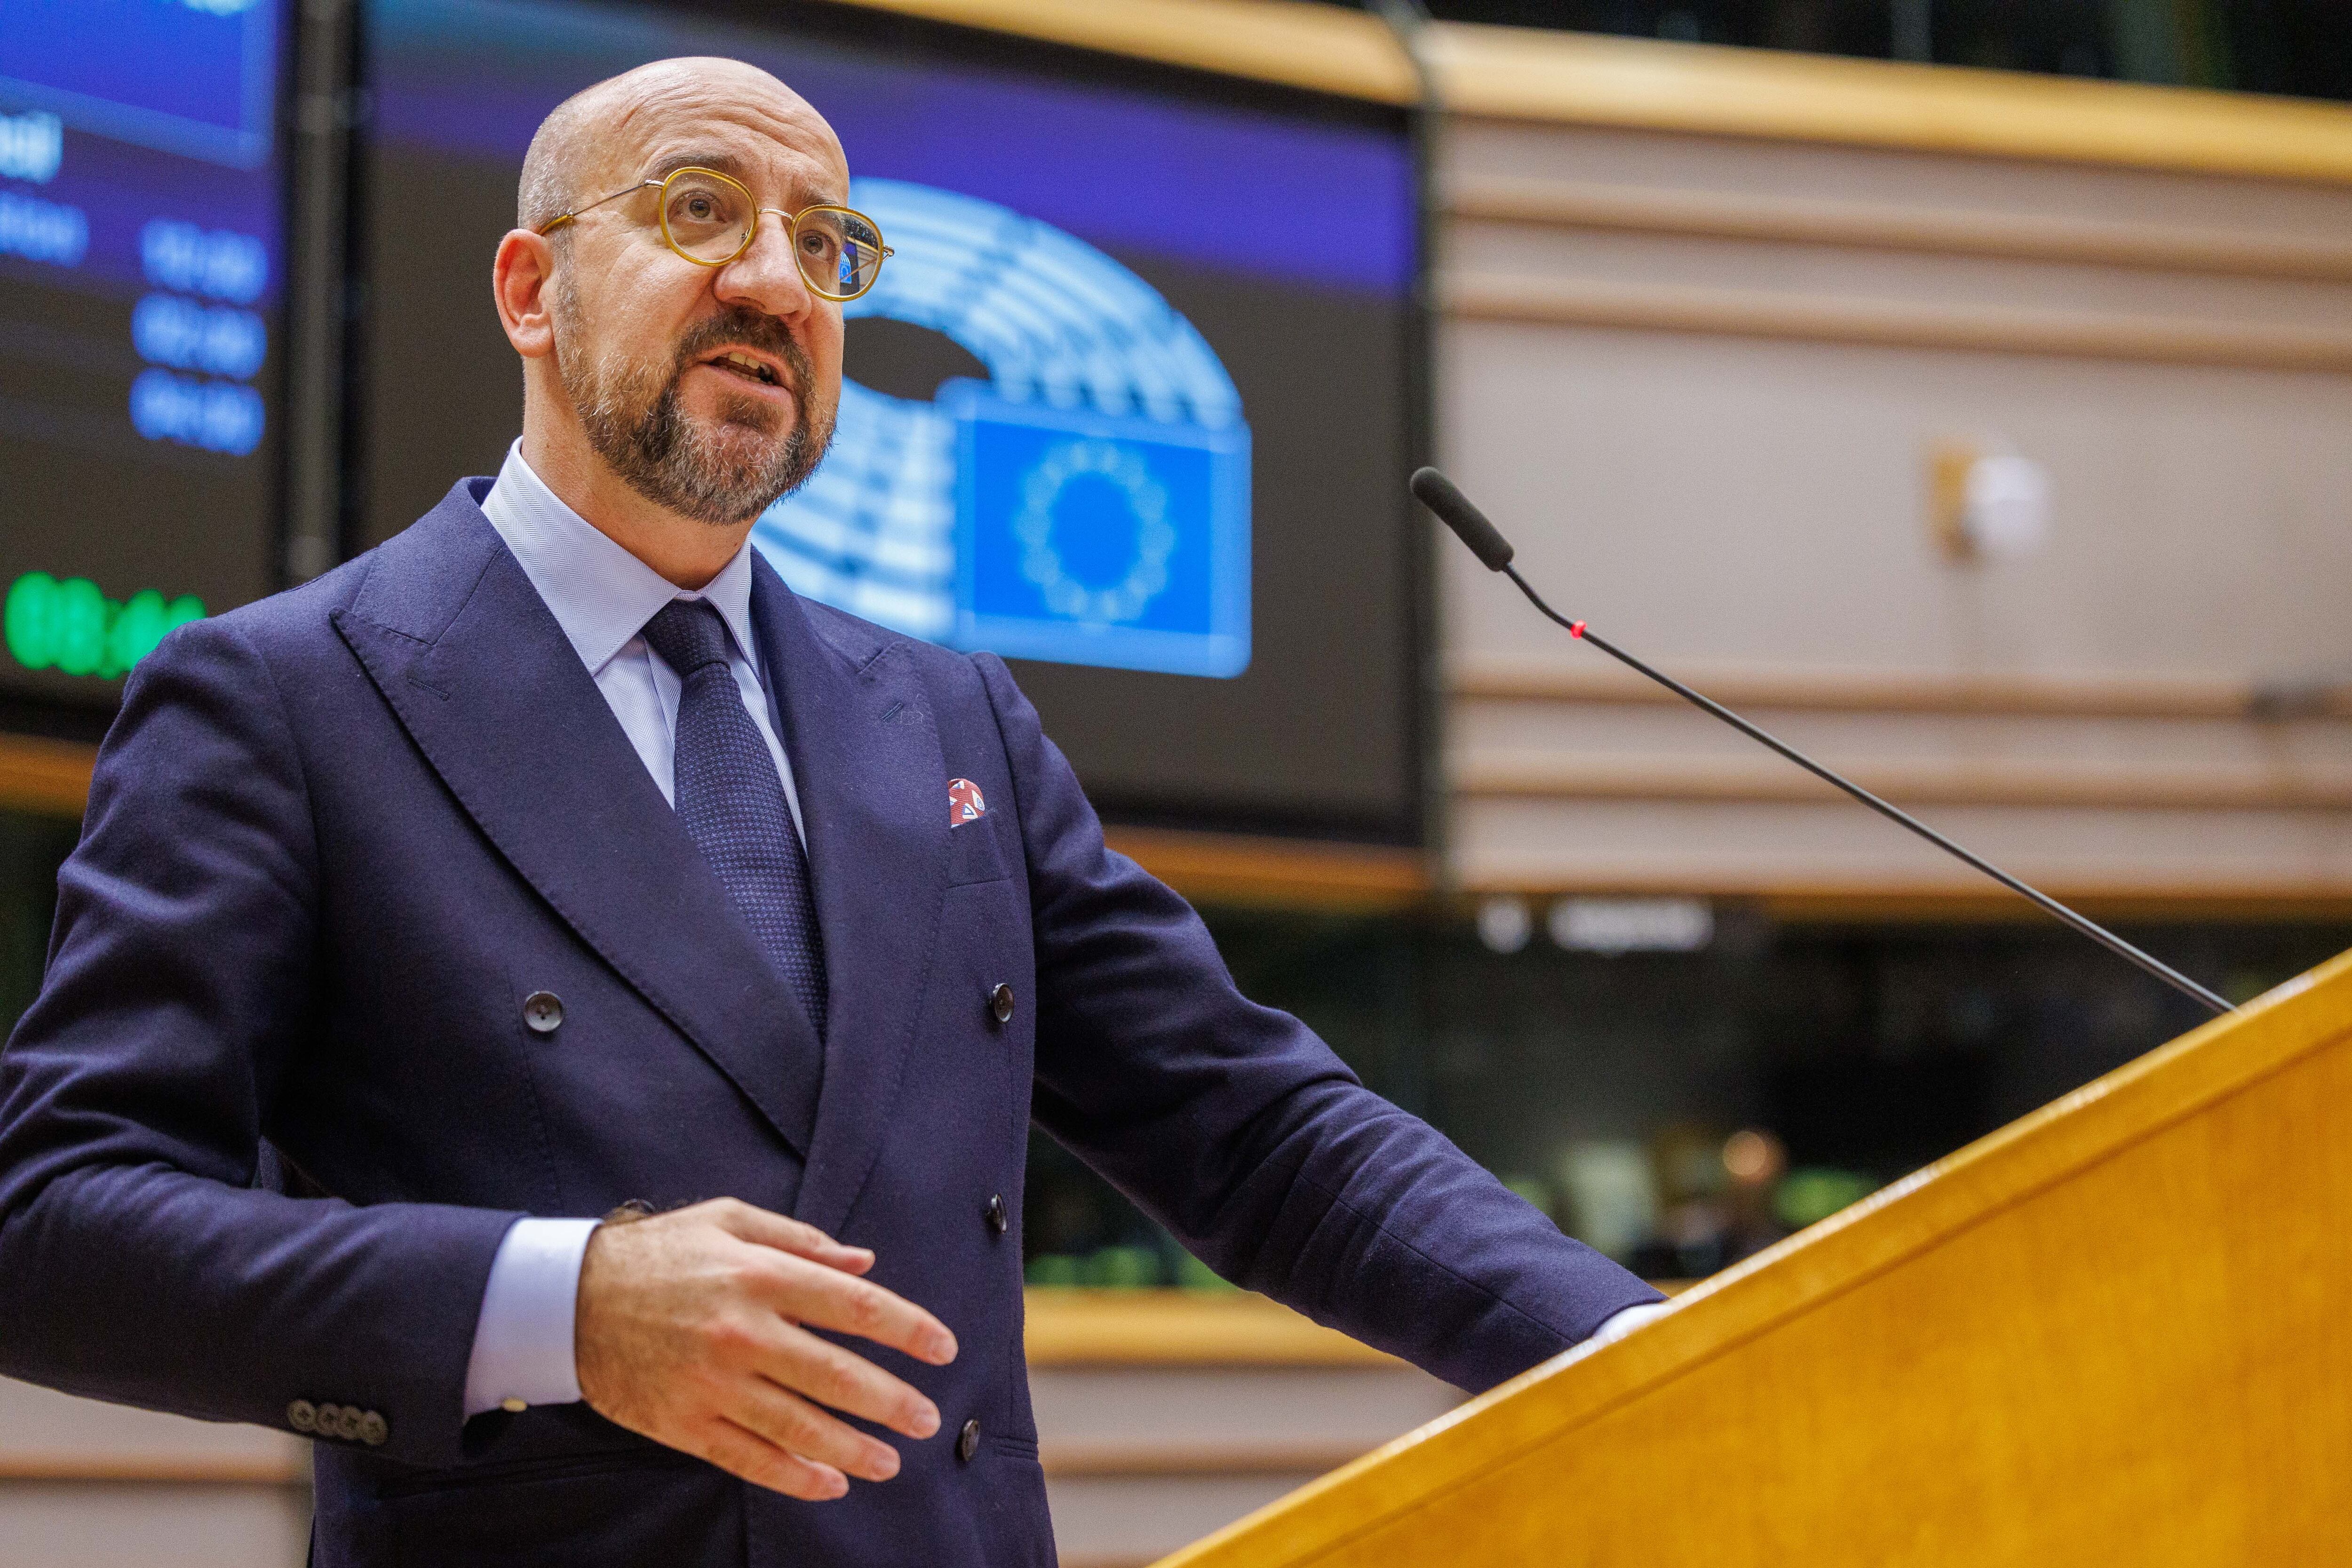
top-left (1410, 468), bottom-right (1515, 572)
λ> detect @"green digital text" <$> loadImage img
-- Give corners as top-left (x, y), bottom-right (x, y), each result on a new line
top-left (4, 573), bottom-right (207, 679)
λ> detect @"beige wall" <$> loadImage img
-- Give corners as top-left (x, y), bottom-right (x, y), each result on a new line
top-left (1437, 118), bottom-right (2352, 900)
top-left (0, 1377), bottom-right (307, 1568)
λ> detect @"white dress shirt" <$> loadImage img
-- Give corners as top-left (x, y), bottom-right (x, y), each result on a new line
top-left (461, 442), bottom-right (803, 1418)
top-left (456, 442), bottom-right (1662, 1417)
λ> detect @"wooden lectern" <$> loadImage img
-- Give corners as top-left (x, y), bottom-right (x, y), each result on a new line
top-left (1160, 950), bottom-right (2352, 1566)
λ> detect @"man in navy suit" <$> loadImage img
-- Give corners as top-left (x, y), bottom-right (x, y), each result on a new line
top-left (0, 57), bottom-right (1661, 1566)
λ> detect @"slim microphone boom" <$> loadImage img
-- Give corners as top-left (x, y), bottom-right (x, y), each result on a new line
top-left (1412, 467), bottom-right (2233, 1017)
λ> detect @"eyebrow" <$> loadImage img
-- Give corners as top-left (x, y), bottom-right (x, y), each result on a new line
top-left (638, 151), bottom-right (845, 208)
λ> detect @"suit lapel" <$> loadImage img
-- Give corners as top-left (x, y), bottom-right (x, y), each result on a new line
top-left (332, 483), bottom-right (825, 1158)
top-left (750, 556), bottom-right (951, 1237)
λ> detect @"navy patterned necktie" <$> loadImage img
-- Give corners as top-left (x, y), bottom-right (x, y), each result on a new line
top-left (639, 598), bottom-right (828, 1041)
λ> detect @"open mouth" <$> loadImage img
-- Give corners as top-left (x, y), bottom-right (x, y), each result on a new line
top-left (704, 348), bottom-right (785, 388)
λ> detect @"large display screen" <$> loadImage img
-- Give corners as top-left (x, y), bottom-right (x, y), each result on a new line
top-left (0, 0), bottom-right (288, 718)
top-left (362, 0), bottom-right (1425, 843)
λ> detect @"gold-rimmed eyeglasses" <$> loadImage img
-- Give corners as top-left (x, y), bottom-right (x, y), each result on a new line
top-left (536, 166), bottom-right (891, 302)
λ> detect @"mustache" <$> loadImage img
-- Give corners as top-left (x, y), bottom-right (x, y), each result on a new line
top-left (671, 308), bottom-right (812, 394)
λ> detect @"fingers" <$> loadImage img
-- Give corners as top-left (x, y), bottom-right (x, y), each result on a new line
top-left (694, 1414), bottom-right (850, 1501)
top-left (707, 1199), bottom-right (874, 1275)
top-left (747, 1317), bottom-right (941, 1440)
top-left (572, 1196), bottom-right (957, 1499)
top-left (731, 1373), bottom-right (905, 1483)
top-left (745, 1251), bottom-right (958, 1368)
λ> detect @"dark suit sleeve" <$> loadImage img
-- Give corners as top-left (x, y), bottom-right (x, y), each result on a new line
top-left (0, 617), bottom-right (518, 1465)
top-left (971, 654), bottom-right (1660, 1393)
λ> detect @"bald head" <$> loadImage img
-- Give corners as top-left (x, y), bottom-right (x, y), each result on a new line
top-left (517, 57), bottom-right (841, 231)
top-left (493, 54), bottom-right (850, 565)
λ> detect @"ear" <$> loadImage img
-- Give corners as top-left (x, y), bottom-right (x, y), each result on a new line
top-left (493, 229), bottom-right (559, 359)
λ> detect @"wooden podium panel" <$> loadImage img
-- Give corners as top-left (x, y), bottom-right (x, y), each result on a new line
top-left (1163, 950), bottom-right (2352, 1567)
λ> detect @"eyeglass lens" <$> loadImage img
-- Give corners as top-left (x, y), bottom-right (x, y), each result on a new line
top-left (795, 207), bottom-right (887, 301)
top-left (660, 172), bottom-right (752, 264)
top-left (656, 171), bottom-right (884, 299)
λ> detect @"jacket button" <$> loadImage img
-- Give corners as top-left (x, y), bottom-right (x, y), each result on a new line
top-left (957, 1417), bottom-right (980, 1463)
top-left (286, 1399), bottom-right (317, 1433)
top-left (523, 991), bottom-right (564, 1034)
top-left (984, 1194), bottom-right (1007, 1234)
top-left (358, 1410), bottom-right (389, 1447)
top-left (988, 983), bottom-right (1014, 1025)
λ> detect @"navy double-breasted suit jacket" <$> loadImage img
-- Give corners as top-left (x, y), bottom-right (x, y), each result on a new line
top-left (0, 479), bottom-right (1655, 1566)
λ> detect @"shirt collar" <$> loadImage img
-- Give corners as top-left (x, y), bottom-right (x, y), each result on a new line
top-left (478, 441), bottom-right (763, 677)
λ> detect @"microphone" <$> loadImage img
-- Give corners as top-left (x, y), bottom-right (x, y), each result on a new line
top-left (1413, 468), bottom-right (1513, 571)
top-left (1414, 466), bottom-right (2233, 1017)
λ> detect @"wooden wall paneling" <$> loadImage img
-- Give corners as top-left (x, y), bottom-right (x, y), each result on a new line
top-left (1435, 122), bottom-right (2352, 897)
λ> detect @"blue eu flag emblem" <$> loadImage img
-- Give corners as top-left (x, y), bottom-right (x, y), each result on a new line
top-left (947, 381), bottom-right (1250, 679)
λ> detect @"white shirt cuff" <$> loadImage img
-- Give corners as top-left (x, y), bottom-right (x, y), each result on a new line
top-left (462, 1217), bottom-right (599, 1417)
top-left (1589, 1299), bottom-right (1676, 1345)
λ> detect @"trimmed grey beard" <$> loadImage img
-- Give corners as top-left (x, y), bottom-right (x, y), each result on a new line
top-left (552, 276), bottom-right (836, 525)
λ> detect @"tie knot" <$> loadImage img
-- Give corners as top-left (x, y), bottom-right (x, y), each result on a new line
top-left (641, 598), bottom-right (733, 680)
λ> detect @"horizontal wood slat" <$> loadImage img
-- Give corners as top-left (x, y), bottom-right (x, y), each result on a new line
top-left (0, 1455), bottom-right (303, 1486)
top-left (0, 734), bottom-right (98, 816)
top-left (1025, 1290), bottom-right (1403, 1369)
top-left (0, 1445), bottom-right (1356, 1486)
top-left (1453, 754), bottom-right (2352, 812)
top-left (1448, 271), bottom-right (2352, 373)
top-left (1043, 1447), bottom-right (1368, 1480)
top-left (1450, 660), bottom-right (2352, 721)
top-left (1451, 870), bottom-right (2352, 916)
top-left (1427, 24), bottom-right (2352, 185)
top-left (1750, 887), bottom-right (2352, 924)
top-left (1448, 175), bottom-right (2352, 284)
top-left (1102, 829), bottom-right (1431, 910)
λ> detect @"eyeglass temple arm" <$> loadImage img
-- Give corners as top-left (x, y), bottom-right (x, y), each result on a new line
top-left (534, 180), bottom-right (663, 237)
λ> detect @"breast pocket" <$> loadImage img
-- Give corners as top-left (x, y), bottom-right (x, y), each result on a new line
top-left (946, 812), bottom-right (1012, 887)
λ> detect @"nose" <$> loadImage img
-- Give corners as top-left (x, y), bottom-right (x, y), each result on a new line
top-left (713, 209), bottom-right (818, 322)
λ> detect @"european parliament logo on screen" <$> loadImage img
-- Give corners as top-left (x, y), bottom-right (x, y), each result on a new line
top-left (753, 180), bottom-right (1252, 679)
